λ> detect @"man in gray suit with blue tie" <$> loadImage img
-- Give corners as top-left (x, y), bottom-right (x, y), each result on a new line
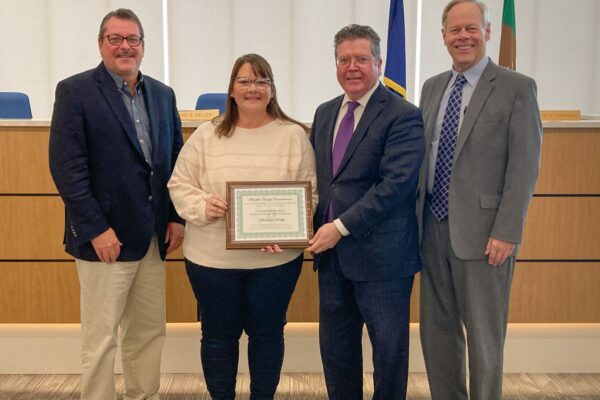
top-left (418, 1), bottom-right (542, 399)
top-left (307, 24), bottom-right (424, 400)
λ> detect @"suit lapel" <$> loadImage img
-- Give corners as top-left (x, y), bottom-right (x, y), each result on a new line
top-left (334, 84), bottom-right (385, 178)
top-left (419, 73), bottom-right (451, 191)
top-left (425, 73), bottom-right (452, 144)
top-left (454, 61), bottom-right (497, 159)
top-left (324, 97), bottom-right (343, 181)
top-left (143, 80), bottom-right (160, 166)
top-left (95, 63), bottom-right (146, 161)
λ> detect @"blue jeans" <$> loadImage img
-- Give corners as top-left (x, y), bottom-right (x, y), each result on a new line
top-left (185, 255), bottom-right (303, 400)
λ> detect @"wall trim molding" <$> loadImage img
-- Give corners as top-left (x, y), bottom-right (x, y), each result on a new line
top-left (1, 323), bottom-right (599, 374)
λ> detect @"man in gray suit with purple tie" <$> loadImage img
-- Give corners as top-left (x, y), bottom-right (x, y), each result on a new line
top-left (307, 24), bottom-right (424, 400)
top-left (418, 1), bottom-right (542, 399)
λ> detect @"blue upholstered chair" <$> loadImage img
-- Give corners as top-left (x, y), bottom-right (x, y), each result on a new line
top-left (195, 93), bottom-right (227, 115)
top-left (0, 92), bottom-right (33, 119)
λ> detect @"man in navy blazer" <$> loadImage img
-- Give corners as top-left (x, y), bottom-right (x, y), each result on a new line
top-left (49, 9), bottom-right (184, 400)
top-left (307, 24), bottom-right (424, 400)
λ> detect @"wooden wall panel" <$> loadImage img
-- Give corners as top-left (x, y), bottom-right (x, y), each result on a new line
top-left (163, 259), bottom-right (421, 324)
top-left (412, 262), bottom-right (600, 324)
top-left (8, 196), bottom-right (600, 262)
top-left (165, 261), bottom-right (197, 322)
top-left (287, 262), bottom-right (319, 322)
top-left (2, 123), bottom-right (600, 324)
top-left (520, 197), bottom-right (600, 259)
top-left (3, 261), bottom-right (598, 324)
top-left (0, 194), bottom-right (187, 261)
top-left (182, 127), bottom-right (195, 138)
top-left (0, 126), bottom-right (194, 196)
top-left (0, 196), bottom-right (68, 259)
top-left (0, 262), bottom-right (80, 323)
top-left (410, 274), bottom-right (421, 323)
top-left (162, 260), bottom-right (600, 324)
top-left (0, 261), bottom-right (222, 324)
top-left (0, 128), bottom-right (56, 194)
top-left (4, 127), bottom-right (597, 196)
top-left (535, 130), bottom-right (600, 194)
top-left (166, 248), bottom-right (184, 260)
top-left (509, 262), bottom-right (600, 323)
top-left (165, 261), bottom-right (322, 323)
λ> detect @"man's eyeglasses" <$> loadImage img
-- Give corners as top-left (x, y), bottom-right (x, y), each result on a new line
top-left (233, 77), bottom-right (271, 89)
top-left (104, 34), bottom-right (144, 47)
top-left (336, 56), bottom-right (373, 67)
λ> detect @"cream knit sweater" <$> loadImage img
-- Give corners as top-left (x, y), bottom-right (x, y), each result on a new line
top-left (168, 119), bottom-right (317, 269)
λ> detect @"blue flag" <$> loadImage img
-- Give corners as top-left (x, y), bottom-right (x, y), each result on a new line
top-left (384, 0), bottom-right (407, 98)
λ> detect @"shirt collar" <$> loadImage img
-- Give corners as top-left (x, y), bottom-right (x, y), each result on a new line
top-left (105, 66), bottom-right (145, 92)
top-left (342, 80), bottom-right (380, 109)
top-left (451, 56), bottom-right (489, 87)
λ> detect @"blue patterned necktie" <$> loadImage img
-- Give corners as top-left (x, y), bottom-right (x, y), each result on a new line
top-left (328, 101), bottom-right (359, 222)
top-left (430, 74), bottom-right (467, 221)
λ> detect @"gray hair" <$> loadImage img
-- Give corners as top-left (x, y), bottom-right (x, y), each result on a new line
top-left (334, 24), bottom-right (381, 61)
top-left (98, 8), bottom-right (145, 40)
top-left (442, 0), bottom-right (490, 29)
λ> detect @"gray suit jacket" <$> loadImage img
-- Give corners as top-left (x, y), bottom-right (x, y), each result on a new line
top-left (417, 59), bottom-right (542, 260)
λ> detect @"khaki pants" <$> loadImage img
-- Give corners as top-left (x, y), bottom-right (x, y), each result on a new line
top-left (76, 237), bottom-right (166, 400)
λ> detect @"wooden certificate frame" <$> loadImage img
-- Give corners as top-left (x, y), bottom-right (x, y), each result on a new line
top-left (226, 181), bottom-right (313, 249)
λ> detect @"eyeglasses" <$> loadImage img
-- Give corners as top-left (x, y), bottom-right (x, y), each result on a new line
top-left (104, 34), bottom-right (144, 47)
top-left (335, 56), bottom-right (373, 67)
top-left (233, 77), bottom-right (271, 89)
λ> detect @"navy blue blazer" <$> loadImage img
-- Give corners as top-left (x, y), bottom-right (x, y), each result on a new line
top-left (310, 84), bottom-right (425, 281)
top-left (49, 63), bottom-right (183, 261)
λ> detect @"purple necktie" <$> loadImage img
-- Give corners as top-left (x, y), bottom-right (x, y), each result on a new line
top-left (328, 101), bottom-right (359, 222)
top-left (430, 74), bottom-right (467, 221)
top-left (332, 101), bottom-right (360, 175)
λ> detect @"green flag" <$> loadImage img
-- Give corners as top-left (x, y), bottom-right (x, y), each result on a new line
top-left (499, 0), bottom-right (516, 70)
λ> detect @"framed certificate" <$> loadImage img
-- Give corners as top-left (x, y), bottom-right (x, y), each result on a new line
top-left (226, 181), bottom-right (313, 249)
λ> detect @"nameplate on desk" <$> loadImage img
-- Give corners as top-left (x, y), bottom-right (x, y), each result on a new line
top-left (178, 110), bottom-right (219, 121)
top-left (540, 110), bottom-right (581, 121)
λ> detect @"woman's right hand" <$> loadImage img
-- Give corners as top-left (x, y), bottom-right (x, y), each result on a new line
top-left (205, 193), bottom-right (228, 222)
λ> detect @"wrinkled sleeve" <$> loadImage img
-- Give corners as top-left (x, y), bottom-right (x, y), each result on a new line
top-left (167, 128), bottom-right (212, 227)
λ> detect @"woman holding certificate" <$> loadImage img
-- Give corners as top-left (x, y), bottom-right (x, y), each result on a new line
top-left (168, 53), bottom-right (317, 400)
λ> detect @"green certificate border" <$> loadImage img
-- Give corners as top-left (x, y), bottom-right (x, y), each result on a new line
top-left (226, 181), bottom-right (313, 249)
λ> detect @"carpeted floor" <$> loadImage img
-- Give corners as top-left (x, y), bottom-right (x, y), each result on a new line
top-left (0, 373), bottom-right (599, 399)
